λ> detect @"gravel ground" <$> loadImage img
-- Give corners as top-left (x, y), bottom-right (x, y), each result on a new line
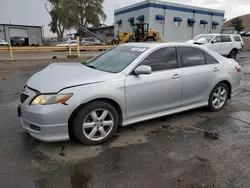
top-left (0, 52), bottom-right (250, 188)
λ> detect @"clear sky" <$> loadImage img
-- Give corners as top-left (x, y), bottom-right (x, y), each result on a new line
top-left (1, 0), bottom-right (250, 37)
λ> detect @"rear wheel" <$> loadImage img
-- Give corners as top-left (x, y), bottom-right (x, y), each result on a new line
top-left (208, 83), bottom-right (229, 112)
top-left (73, 101), bottom-right (119, 145)
top-left (228, 49), bottom-right (238, 59)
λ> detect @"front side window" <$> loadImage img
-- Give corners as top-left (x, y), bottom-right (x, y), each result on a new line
top-left (140, 47), bottom-right (178, 71)
top-left (85, 46), bottom-right (148, 73)
top-left (221, 35), bottom-right (232, 42)
top-left (179, 47), bottom-right (206, 67)
top-left (213, 36), bottom-right (222, 43)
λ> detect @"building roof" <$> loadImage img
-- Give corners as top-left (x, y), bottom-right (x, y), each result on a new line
top-left (89, 25), bottom-right (114, 31)
top-left (0, 23), bottom-right (42, 28)
top-left (115, 0), bottom-right (224, 17)
top-left (223, 14), bottom-right (250, 32)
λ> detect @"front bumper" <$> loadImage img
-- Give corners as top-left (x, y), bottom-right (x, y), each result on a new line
top-left (21, 117), bottom-right (69, 142)
top-left (19, 86), bottom-right (73, 142)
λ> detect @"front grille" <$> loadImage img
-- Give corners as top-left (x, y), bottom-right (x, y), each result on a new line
top-left (20, 93), bottom-right (29, 103)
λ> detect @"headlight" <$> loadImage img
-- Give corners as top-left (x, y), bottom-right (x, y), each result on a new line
top-left (31, 93), bottom-right (73, 105)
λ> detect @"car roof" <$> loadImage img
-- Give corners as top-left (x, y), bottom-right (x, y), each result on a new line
top-left (197, 33), bottom-right (239, 36)
top-left (121, 42), bottom-right (203, 48)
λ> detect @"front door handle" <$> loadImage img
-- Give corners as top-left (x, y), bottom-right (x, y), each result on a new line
top-left (171, 74), bottom-right (181, 79)
top-left (213, 67), bottom-right (220, 72)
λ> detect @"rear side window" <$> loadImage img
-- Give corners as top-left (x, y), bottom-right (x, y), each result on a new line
top-left (141, 47), bottom-right (178, 71)
top-left (205, 53), bottom-right (219, 64)
top-left (234, 36), bottom-right (241, 42)
top-left (221, 35), bottom-right (232, 42)
top-left (179, 47), bottom-right (206, 67)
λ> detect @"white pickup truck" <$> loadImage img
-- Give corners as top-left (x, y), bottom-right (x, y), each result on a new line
top-left (187, 34), bottom-right (244, 59)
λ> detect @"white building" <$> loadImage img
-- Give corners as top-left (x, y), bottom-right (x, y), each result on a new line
top-left (114, 0), bottom-right (225, 42)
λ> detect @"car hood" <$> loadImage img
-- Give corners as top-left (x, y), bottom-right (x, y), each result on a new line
top-left (27, 63), bottom-right (115, 93)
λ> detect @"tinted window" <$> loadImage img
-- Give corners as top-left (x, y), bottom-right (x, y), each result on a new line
top-left (221, 35), bottom-right (232, 42)
top-left (234, 36), bottom-right (241, 42)
top-left (179, 47), bottom-right (206, 67)
top-left (140, 47), bottom-right (178, 71)
top-left (205, 53), bottom-right (218, 64)
top-left (85, 46), bottom-right (148, 73)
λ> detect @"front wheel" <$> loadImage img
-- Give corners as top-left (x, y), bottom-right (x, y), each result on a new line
top-left (73, 101), bottom-right (119, 145)
top-left (208, 83), bottom-right (229, 112)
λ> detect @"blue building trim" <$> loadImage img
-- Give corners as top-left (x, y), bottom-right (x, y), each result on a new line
top-left (115, 3), bottom-right (224, 17)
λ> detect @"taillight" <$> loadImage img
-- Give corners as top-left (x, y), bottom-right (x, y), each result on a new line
top-left (236, 65), bottom-right (241, 72)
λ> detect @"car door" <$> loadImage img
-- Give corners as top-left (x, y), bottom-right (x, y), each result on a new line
top-left (207, 36), bottom-right (224, 55)
top-left (125, 47), bottom-right (183, 119)
top-left (221, 35), bottom-right (233, 55)
top-left (179, 46), bottom-right (221, 107)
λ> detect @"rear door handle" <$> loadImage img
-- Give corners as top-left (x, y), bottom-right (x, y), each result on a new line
top-left (171, 74), bottom-right (181, 79)
top-left (213, 67), bottom-right (220, 72)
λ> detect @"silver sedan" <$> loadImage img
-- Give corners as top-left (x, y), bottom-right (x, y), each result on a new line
top-left (19, 43), bottom-right (241, 145)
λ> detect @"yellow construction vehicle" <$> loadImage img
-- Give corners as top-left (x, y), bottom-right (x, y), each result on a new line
top-left (112, 23), bottom-right (161, 44)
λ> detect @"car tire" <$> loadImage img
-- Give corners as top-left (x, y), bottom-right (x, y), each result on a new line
top-left (208, 83), bottom-right (229, 112)
top-left (228, 49), bottom-right (238, 59)
top-left (73, 101), bottom-right (119, 145)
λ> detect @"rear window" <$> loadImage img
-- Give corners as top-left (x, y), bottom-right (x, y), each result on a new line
top-left (234, 36), bottom-right (241, 42)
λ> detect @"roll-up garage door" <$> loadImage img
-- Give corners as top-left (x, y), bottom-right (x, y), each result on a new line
top-left (9, 28), bottom-right (28, 37)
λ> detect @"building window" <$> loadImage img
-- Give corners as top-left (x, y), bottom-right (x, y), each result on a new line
top-left (188, 22), bottom-right (194, 27)
top-left (187, 18), bottom-right (196, 27)
top-left (174, 17), bottom-right (182, 27)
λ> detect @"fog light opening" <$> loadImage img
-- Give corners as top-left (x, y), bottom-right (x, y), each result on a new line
top-left (30, 124), bottom-right (41, 131)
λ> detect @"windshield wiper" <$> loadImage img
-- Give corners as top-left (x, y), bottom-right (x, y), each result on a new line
top-left (84, 64), bottom-right (97, 69)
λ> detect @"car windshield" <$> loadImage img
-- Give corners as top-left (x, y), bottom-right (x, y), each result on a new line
top-left (193, 35), bottom-right (214, 42)
top-left (84, 46), bottom-right (148, 73)
top-left (60, 41), bottom-right (69, 44)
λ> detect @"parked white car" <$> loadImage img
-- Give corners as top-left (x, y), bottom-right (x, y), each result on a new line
top-left (81, 38), bottom-right (103, 45)
top-left (56, 40), bottom-right (77, 47)
top-left (0, 39), bottom-right (8, 46)
top-left (187, 34), bottom-right (244, 59)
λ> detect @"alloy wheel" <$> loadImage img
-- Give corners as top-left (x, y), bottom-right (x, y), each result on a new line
top-left (212, 86), bottom-right (227, 109)
top-left (82, 109), bottom-right (114, 141)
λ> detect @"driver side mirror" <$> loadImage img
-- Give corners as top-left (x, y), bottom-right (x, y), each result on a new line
top-left (134, 65), bottom-right (152, 75)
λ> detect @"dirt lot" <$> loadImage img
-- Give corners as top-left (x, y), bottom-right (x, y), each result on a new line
top-left (0, 52), bottom-right (250, 188)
